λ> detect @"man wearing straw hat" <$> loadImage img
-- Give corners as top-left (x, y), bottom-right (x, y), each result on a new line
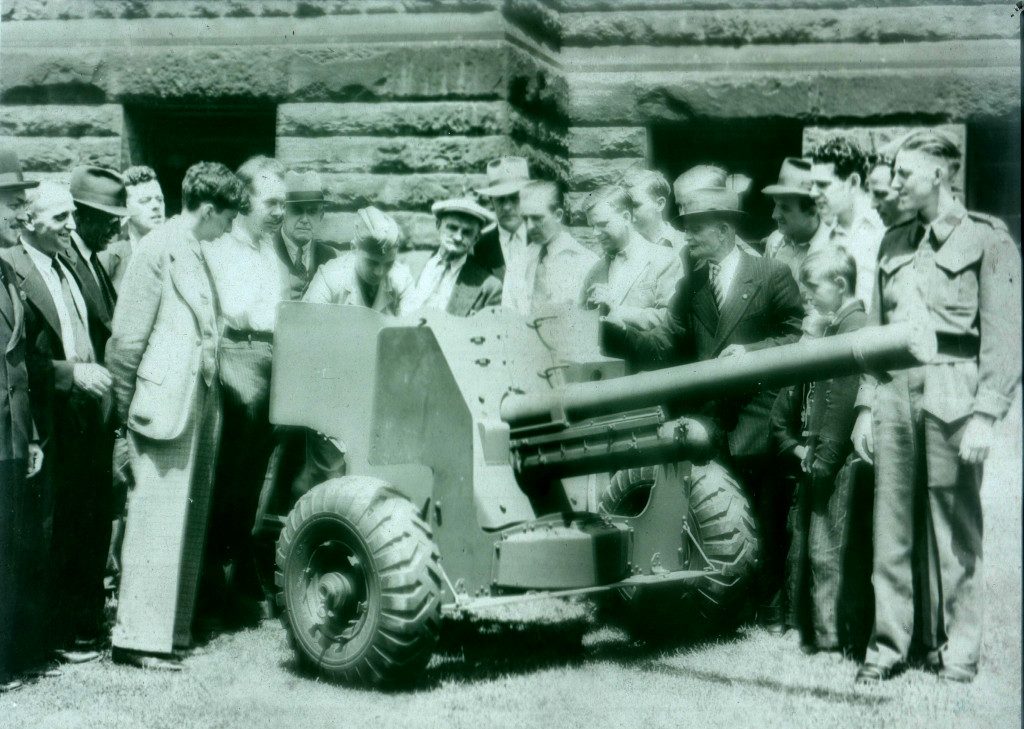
top-left (619, 185), bottom-right (804, 633)
top-left (403, 197), bottom-right (502, 316)
top-left (471, 156), bottom-right (530, 279)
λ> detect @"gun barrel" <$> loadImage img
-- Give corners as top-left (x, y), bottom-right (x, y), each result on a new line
top-left (499, 322), bottom-right (935, 426)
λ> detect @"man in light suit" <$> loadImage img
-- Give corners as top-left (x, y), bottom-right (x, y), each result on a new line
top-left (402, 197), bottom-right (501, 316)
top-left (618, 186), bottom-right (804, 632)
top-left (107, 162), bottom-right (247, 671)
top-left (1, 182), bottom-right (114, 664)
top-left (581, 185), bottom-right (682, 331)
top-left (0, 164), bottom-right (46, 692)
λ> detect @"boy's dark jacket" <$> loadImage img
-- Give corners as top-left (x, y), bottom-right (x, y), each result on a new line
top-left (771, 298), bottom-right (867, 477)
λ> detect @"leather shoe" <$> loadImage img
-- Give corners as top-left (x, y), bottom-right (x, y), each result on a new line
top-left (855, 662), bottom-right (902, 684)
top-left (54, 648), bottom-right (102, 664)
top-left (938, 664), bottom-right (976, 683)
top-left (112, 649), bottom-right (183, 672)
top-left (0, 679), bottom-right (23, 693)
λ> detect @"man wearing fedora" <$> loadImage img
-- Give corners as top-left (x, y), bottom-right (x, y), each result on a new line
top-left (402, 197), bottom-right (502, 316)
top-left (1, 181), bottom-right (115, 664)
top-left (761, 157), bottom-right (833, 284)
top-left (274, 170), bottom-right (341, 301)
top-left (0, 150), bottom-right (37, 249)
top-left (0, 160), bottom-right (48, 692)
top-left (471, 156), bottom-right (530, 280)
top-left (621, 185), bottom-right (804, 632)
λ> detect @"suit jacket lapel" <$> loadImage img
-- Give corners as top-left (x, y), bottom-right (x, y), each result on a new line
top-left (9, 247), bottom-right (63, 344)
top-left (169, 245), bottom-right (211, 324)
top-left (612, 251), bottom-right (648, 306)
top-left (713, 254), bottom-right (757, 352)
top-left (67, 244), bottom-right (112, 325)
top-left (690, 267), bottom-right (718, 337)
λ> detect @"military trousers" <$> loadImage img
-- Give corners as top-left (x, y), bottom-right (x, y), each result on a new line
top-left (866, 367), bottom-right (984, 670)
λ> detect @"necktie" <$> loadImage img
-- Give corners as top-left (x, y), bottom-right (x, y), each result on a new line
top-left (709, 262), bottom-right (725, 309)
top-left (52, 259), bottom-right (94, 363)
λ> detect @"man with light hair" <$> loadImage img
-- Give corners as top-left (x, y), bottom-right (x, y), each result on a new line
top-left (503, 180), bottom-right (598, 317)
top-left (622, 169), bottom-right (687, 252)
top-left (851, 130), bottom-right (1021, 685)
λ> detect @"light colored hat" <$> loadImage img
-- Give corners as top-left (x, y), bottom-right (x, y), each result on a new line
top-left (69, 165), bottom-right (128, 216)
top-left (675, 187), bottom-right (745, 219)
top-left (284, 170), bottom-right (326, 204)
top-left (0, 149), bottom-right (38, 192)
top-left (762, 157), bottom-right (815, 197)
top-left (430, 197), bottom-right (496, 227)
top-left (474, 156), bottom-right (530, 198)
top-left (354, 206), bottom-right (402, 255)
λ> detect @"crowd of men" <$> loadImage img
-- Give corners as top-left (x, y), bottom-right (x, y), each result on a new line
top-left (0, 127), bottom-right (1018, 690)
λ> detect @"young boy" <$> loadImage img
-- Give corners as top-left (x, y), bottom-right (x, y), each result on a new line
top-left (771, 245), bottom-right (873, 656)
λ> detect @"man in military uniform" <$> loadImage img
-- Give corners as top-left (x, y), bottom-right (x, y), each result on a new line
top-left (851, 131), bottom-right (1021, 684)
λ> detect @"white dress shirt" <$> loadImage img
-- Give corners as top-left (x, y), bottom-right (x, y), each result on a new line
top-left (204, 221), bottom-right (285, 333)
top-left (402, 252), bottom-right (468, 314)
top-left (21, 239), bottom-right (92, 360)
top-left (711, 244), bottom-right (743, 301)
top-left (504, 230), bottom-right (599, 316)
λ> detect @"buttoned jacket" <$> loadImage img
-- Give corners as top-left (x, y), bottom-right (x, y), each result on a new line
top-left (856, 201), bottom-right (1022, 424)
top-left (107, 217), bottom-right (220, 441)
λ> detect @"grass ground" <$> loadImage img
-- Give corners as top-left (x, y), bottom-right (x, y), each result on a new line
top-left (3, 401), bottom-right (1020, 729)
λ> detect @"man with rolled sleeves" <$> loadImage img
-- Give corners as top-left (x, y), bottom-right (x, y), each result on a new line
top-left (851, 131), bottom-right (1021, 684)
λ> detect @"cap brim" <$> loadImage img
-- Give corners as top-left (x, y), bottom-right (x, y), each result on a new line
top-left (286, 195), bottom-right (326, 204)
top-left (674, 208), bottom-right (746, 222)
top-left (75, 198), bottom-right (129, 216)
top-left (761, 184), bottom-right (813, 197)
top-left (474, 180), bottom-right (528, 198)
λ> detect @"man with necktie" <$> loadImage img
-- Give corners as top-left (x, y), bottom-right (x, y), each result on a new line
top-left (273, 170), bottom-right (340, 302)
top-left (851, 131), bottom-right (1021, 684)
top-left (618, 186), bottom-right (804, 633)
top-left (402, 197), bottom-right (502, 316)
top-left (503, 181), bottom-right (597, 318)
top-left (0, 181), bottom-right (114, 664)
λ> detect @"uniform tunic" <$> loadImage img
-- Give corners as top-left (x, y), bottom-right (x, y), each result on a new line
top-left (857, 198), bottom-right (1021, 671)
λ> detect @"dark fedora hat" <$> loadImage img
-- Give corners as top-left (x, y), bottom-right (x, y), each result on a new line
top-left (0, 149), bottom-right (39, 192)
top-left (69, 165), bottom-right (128, 216)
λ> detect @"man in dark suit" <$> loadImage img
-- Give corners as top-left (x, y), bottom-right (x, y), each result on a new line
top-left (616, 185), bottom-right (804, 631)
top-left (274, 170), bottom-right (341, 300)
top-left (402, 197), bottom-right (501, 316)
top-left (0, 181), bottom-right (114, 664)
top-left (0, 168), bottom-right (47, 692)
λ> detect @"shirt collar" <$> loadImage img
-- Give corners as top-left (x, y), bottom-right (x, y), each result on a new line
top-left (714, 243), bottom-right (741, 276)
top-left (21, 237), bottom-right (61, 272)
top-left (71, 231), bottom-right (91, 262)
top-left (923, 196), bottom-right (966, 245)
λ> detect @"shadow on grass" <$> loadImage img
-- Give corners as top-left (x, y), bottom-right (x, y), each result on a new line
top-left (276, 617), bottom-right (749, 693)
top-left (635, 661), bottom-right (890, 707)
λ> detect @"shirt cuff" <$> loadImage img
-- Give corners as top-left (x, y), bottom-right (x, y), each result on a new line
top-left (973, 387), bottom-right (1016, 421)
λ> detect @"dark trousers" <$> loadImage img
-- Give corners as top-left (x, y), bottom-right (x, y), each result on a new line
top-left (0, 459), bottom-right (52, 678)
top-left (866, 368), bottom-right (985, 670)
top-left (786, 455), bottom-right (874, 653)
top-left (733, 455), bottom-right (792, 623)
top-left (49, 396), bottom-right (113, 647)
top-left (208, 339), bottom-right (275, 603)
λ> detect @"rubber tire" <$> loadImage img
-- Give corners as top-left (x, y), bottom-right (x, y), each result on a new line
top-left (600, 462), bottom-right (760, 639)
top-left (275, 476), bottom-right (442, 685)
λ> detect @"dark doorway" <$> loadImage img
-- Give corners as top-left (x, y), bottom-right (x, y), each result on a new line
top-left (649, 119), bottom-right (805, 242)
top-left (124, 104), bottom-right (277, 214)
top-left (967, 116), bottom-right (1022, 243)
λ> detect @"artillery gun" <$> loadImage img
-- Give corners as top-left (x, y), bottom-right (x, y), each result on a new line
top-left (259, 302), bottom-right (933, 685)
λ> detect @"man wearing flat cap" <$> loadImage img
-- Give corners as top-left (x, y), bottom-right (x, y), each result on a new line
top-left (275, 170), bottom-right (341, 301)
top-left (617, 185), bottom-right (803, 633)
top-left (304, 206), bottom-right (412, 313)
top-left (402, 197), bottom-right (502, 316)
top-left (471, 156), bottom-right (530, 280)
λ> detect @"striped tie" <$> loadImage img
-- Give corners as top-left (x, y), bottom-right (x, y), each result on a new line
top-left (709, 261), bottom-right (725, 309)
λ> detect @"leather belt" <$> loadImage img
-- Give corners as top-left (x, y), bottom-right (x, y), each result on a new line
top-left (223, 327), bottom-right (274, 344)
top-left (935, 332), bottom-right (979, 359)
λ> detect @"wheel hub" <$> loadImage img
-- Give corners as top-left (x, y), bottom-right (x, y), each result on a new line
top-left (318, 572), bottom-right (356, 615)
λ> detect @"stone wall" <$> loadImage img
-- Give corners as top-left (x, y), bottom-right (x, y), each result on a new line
top-left (0, 1), bottom-right (1019, 248)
